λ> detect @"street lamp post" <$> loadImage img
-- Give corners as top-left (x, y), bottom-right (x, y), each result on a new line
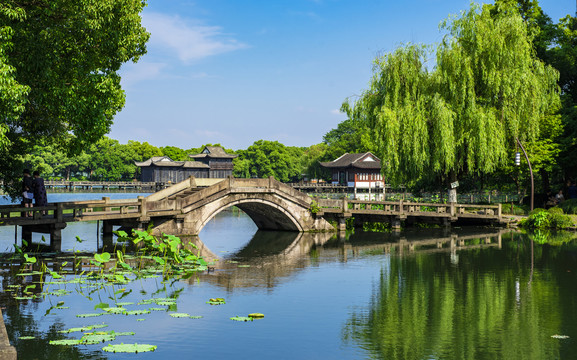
top-left (515, 137), bottom-right (534, 211)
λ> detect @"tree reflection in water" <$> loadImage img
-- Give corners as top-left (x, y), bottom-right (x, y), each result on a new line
top-left (343, 231), bottom-right (577, 360)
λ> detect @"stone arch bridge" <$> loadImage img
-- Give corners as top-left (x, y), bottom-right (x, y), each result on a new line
top-left (115, 177), bottom-right (335, 236)
top-left (0, 176), bottom-right (504, 250)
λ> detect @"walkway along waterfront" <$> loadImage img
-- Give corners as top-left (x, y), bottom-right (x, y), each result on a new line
top-left (0, 177), bottom-right (505, 250)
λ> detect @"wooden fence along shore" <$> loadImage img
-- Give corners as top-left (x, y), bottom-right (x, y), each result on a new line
top-left (43, 180), bottom-right (165, 191)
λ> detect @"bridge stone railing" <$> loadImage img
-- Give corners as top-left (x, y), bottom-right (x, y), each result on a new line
top-left (315, 198), bottom-right (502, 219)
top-left (176, 177), bottom-right (312, 213)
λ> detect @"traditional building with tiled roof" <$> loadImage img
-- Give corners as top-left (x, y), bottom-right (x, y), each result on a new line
top-left (135, 146), bottom-right (236, 183)
top-left (189, 146), bottom-right (237, 178)
top-left (320, 152), bottom-right (384, 189)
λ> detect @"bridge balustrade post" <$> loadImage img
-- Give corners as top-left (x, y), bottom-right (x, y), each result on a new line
top-left (450, 203), bottom-right (455, 217)
top-left (138, 196), bottom-right (147, 218)
top-left (497, 203), bottom-right (501, 218)
top-left (56, 203), bottom-right (64, 223)
top-left (342, 197), bottom-right (348, 213)
top-left (228, 176), bottom-right (234, 188)
top-left (103, 197), bottom-right (110, 212)
top-left (269, 176), bottom-right (274, 189)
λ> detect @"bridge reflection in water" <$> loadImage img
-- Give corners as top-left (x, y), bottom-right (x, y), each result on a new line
top-left (183, 228), bottom-right (508, 291)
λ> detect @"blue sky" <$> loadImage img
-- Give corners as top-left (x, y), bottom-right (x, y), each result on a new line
top-left (110, 0), bottom-right (574, 151)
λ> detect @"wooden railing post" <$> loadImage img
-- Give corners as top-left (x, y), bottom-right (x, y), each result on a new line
top-left (342, 196), bottom-right (348, 213)
top-left (497, 203), bottom-right (502, 218)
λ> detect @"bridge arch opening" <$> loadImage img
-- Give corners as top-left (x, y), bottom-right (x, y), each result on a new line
top-left (196, 199), bottom-right (304, 236)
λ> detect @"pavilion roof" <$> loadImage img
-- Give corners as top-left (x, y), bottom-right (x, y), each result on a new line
top-left (189, 146), bottom-right (237, 159)
top-left (319, 152), bottom-right (381, 169)
top-left (135, 156), bottom-right (209, 168)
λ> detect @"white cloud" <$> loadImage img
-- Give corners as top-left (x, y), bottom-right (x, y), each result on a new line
top-left (143, 12), bottom-right (248, 63)
top-left (120, 61), bottom-right (166, 88)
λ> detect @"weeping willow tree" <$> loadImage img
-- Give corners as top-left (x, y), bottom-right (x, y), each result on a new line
top-left (344, 2), bottom-right (560, 201)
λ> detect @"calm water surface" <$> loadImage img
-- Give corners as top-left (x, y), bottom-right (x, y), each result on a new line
top-left (1, 194), bottom-right (577, 359)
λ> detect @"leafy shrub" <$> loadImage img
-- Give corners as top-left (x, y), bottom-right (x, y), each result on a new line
top-left (310, 200), bottom-right (320, 214)
top-left (547, 207), bottom-right (564, 215)
top-left (500, 203), bottom-right (528, 215)
top-left (548, 207), bottom-right (574, 228)
top-left (522, 208), bottom-right (573, 229)
top-left (559, 199), bottom-right (577, 214)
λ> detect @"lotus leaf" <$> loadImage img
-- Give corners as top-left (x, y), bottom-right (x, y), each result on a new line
top-left (94, 252), bottom-right (111, 263)
top-left (124, 310), bottom-right (150, 315)
top-left (60, 327), bottom-right (89, 334)
top-left (248, 313), bottom-right (265, 318)
top-left (169, 313), bottom-right (191, 318)
top-left (103, 307), bottom-right (126, 314)
top-left (18, 336), bottom-right (35, 340)
top-left (102, 343), bottom-right (157, 353)
top-left (206, 298), bottom-right (225, 305)
top-left (230, 316), bottom-right (253, 322)
top-left (155, 301), bottom-right (176, 306)
top-left (80, 334), bottom-right (116, 344)
top-left (89, 324), bottom-right (109, 330)
top-left (76, 313), bottom-right (104, 318)
top-left (49, 339), bottom-right (81, 346)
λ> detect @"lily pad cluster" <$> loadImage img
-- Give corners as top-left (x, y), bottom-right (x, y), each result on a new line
top-left (2, 229), bottom-right (265, 356)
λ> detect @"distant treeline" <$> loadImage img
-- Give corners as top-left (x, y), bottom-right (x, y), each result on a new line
top-left (21, 137), bottom-right (345, 183)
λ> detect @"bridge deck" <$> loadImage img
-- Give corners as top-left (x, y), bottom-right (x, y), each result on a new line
top-left (0, 197), bottom-right (503, 227)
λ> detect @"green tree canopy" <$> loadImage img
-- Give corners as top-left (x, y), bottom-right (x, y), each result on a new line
top-left (0, 0), bottom-right (149, 196)
top-left (344, 2), bottom-right (560, 193)
top-left (234, 140), bottom-right (304, 182)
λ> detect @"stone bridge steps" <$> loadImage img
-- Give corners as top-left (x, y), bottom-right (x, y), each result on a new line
top-left (167, 188), bottom-right (201, 200)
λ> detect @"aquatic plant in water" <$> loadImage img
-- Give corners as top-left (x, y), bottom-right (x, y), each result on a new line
top-left (206, 298), bottom-right (226, 305)
top-left (4, 230), bottom-right (219, 355)
top-left (102, 343), bottom-right (157, 353)
top-left (230, 316), bottom-right (253, 322)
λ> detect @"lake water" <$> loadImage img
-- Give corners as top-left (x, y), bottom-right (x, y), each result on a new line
top-left (1, 193), bottom-right (577, 359)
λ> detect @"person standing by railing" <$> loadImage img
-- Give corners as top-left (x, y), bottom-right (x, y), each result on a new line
top-left (22, 169), bottom-right (34, 217)
top-left (32, 171), bottom-right (48, 212)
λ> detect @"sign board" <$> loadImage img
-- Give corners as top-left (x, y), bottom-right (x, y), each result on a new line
top-left (450, 181), bottom-right (459, 189)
